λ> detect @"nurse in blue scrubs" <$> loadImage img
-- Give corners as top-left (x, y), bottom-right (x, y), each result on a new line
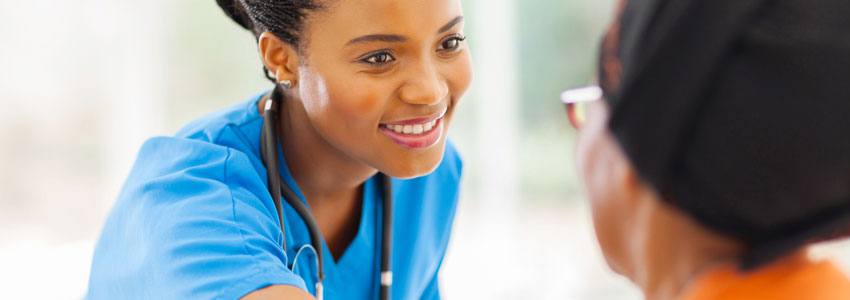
top-left (86, 0), bottom-right (471, 299)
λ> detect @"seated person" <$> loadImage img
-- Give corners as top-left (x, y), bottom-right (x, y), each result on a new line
top-left (563, 0), bottom-right (850, 299)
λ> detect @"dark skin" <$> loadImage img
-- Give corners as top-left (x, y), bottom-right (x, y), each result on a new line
top-left (571, 4), bottom-right (746, 298)
top-left (245, 0), bottom-right (471, 298)
top-left (575, 100), bottom-right (745, 300)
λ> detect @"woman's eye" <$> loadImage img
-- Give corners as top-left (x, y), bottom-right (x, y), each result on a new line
top-left (361, 52), bottom-right (396, 65)
top-left (438, 35), bottom-right (466, 52)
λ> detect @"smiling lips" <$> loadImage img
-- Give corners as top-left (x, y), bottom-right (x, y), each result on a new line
top-left (379, 113), bottom-right (446, 149)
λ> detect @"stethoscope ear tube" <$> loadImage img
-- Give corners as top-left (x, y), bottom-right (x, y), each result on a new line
top-left (262, 88), bottom-right (326, 290)
top-left (260, 92), bottom-right (287, 252)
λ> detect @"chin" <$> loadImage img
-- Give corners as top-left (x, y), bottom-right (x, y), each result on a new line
top-left (600, 245), bottom-right (638, 283)
top-left (591, 219), bottom-right (630, 278)
top-left (380, 144), bottom-right (445, 179)
top-left (602, 253), bottom-right (625, 276)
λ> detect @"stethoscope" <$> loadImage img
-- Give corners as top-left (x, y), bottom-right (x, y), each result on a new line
top-left (259, 88), bottom-right (394, 300)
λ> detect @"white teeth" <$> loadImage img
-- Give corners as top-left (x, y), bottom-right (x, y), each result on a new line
top-left (384, 118), bottom-right (441, 135)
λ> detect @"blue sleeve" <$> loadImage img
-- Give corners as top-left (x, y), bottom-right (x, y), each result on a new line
top-left (87, 137), bottom-right (305, 300)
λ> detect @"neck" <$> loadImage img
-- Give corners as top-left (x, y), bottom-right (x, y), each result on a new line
top-left (631, 198), bottom-right (742, 300)
top-left (639, 245), bottom-right (735, 300)
top-left (261, 93), bottom-right (377, 259)
top-left (267, 94), bottom-right (378, 204)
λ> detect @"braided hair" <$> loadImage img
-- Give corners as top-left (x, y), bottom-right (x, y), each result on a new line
top-left (215, 0), bottom-right (322, 83)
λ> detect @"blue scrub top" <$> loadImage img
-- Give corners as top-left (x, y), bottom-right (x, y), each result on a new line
top-left (87, 93), bottom-right (463, 300)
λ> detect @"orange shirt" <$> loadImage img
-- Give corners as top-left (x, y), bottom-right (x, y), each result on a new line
top-left (681, 254), bottom-right (850, 300)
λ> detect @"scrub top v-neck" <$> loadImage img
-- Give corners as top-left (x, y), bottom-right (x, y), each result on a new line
top-left (86, 92), bottom-right (463, 300)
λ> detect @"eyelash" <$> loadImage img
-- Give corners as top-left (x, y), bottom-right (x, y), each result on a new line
top-left (357, 34), bottom-right (468, 67)
top-left (360, 50), bottom-right (396, 66)
top-left (438, 34), bottom-right (467, 53)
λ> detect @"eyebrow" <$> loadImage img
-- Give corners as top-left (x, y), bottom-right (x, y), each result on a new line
top-left (437, 16), bottom-right (464, 34)
top-left (347, 34), bottom-right (407, 45)
top-left (346, 16), bottom-right (465, 46)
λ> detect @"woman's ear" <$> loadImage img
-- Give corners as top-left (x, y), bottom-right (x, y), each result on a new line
top-left (258, 32), bottom-right (300, 84)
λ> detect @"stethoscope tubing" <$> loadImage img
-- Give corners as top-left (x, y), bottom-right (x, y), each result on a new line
top-left (260, 89), bottom-right (392, 300)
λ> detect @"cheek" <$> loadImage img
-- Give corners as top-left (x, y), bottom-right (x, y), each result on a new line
top-left (328, 83), bottom-right (385, 123)
top-left (298, 69), bottom-right (331, 113)
top-left (300, 68), bottom-right (387, 128)
top-left (577, 133), bottom-right (613, 233)
top-left (576, 125), bottom-right (610, 215)
top-left (445, 52), bottom-right (473, 102)
top-left (576, 127), bottom-right (629, 272)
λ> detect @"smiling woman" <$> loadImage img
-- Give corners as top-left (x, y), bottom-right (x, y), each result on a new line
top-left (86, 0), bottom-right (471, 299)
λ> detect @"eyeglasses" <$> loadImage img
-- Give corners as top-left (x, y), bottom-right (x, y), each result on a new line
top-left (560, 85), bottom-right (602, 129)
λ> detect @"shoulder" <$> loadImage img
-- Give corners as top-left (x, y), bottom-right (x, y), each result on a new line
top-left (89, 137), bottom-right (302, 298)
top-left (681, 257), bottom-right (850, 300)
top-left (114, 135), bottom-right (277, 251)
top-left (88, 94), bottom-right (307, 299)
top-left (120, 92), bottom-right (269, 192)
top-left (122, 135), bottom-right (266, 202)
top-left (174, 92), bottom-right (265, 150)
top-left (115, 91), bottom-right (271, 224)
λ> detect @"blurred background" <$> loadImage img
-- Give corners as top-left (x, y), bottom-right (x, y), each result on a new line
top-left (1, 0), bottom-right (848, 299)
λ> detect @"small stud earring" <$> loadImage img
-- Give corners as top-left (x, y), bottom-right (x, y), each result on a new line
top-left (280, 80), bottom-right (293, 89)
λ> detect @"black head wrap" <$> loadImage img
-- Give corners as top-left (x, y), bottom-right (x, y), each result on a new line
top-left (602, 0), bottom-right (850, 269)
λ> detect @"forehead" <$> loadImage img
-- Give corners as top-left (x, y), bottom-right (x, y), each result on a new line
top-left (307, 0), bottom-right (463, 41)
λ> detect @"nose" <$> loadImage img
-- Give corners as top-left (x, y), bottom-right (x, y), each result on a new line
top-left (397, 60), bottom-right (449, 106)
